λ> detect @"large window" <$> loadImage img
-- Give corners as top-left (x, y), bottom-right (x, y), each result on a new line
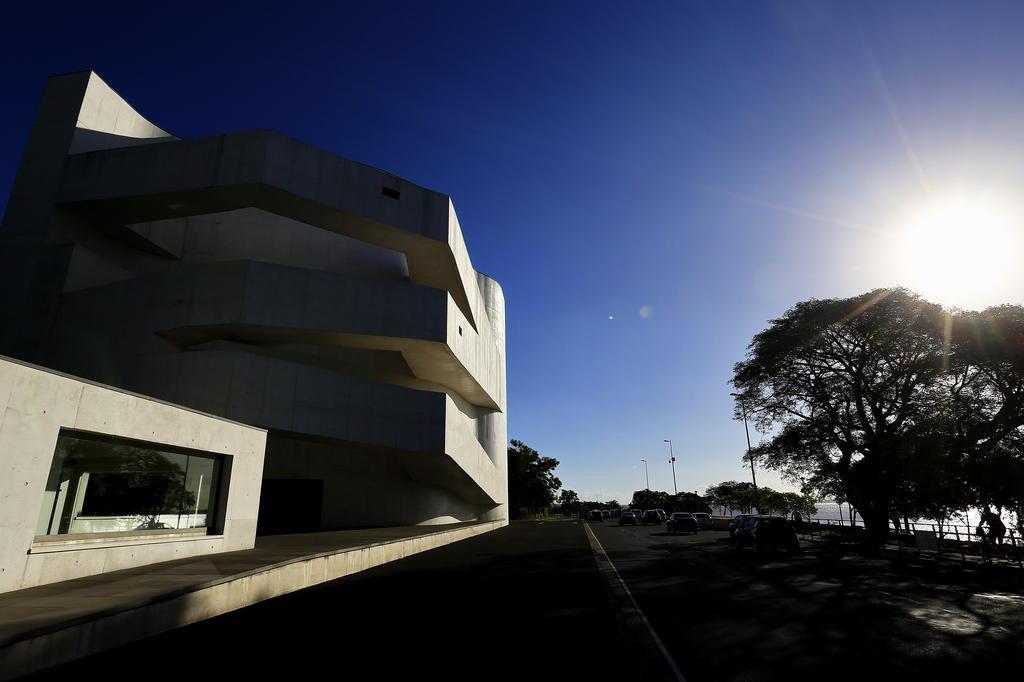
top-left (35, 430), bottom-right (222, 538)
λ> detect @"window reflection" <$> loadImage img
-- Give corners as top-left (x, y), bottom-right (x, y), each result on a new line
top-left (36, 431), bottom-right (222, 537)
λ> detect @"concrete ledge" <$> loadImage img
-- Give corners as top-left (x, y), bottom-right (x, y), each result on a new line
top-left (30, 529), bottom-right (211, 553)
top-left (0, 520), bottom-right (504, 679)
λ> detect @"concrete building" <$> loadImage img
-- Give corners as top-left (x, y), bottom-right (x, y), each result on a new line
top-left (0, 71), bottom-right (507, 544)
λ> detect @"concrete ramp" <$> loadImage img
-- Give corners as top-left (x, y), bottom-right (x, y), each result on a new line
top-left (0, 521), bottom-right (503, 679)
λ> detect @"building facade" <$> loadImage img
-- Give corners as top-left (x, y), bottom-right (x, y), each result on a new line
top-left (0, 71), bottom-right (508, 536)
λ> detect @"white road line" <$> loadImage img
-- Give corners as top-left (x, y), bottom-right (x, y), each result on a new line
top-left (583, 522), bottom-right (688, 682)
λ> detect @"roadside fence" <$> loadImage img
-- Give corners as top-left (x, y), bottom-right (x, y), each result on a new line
top-left (796, 517), bottom-right (1024, 568)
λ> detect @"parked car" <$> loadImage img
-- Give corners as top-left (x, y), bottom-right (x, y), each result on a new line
top-left (729, 514), bottom-right (753, 537)
top-left (666, 512), bottom-right (699, 534)
top-left (619, 511), bottom-right (638, 526)
top-left (691, 512), bottom-right (713, 530)
top-left (588, 509), bottom-right (604, 522)
top-left (734, 516), bottom-right (800, 553)
top-left (654, 509), bottom-right (667, 522)
top-left (601, 510), bottom-right (611, 519)
top-left (642, 510), bottom-right (662, 525)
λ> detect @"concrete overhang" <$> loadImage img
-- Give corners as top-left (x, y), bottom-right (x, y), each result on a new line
top-left (267, 427), bottom-right (501, 507)
top-left (55, 130), bottom-right (483, 331)
top-left (163, 323), bottom-right (500, 411)
top-left (103, 259), bottom-right (503, 409)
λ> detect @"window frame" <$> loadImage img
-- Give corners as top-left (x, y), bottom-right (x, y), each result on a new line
top-left (35, 428), bottom-right (230, 541)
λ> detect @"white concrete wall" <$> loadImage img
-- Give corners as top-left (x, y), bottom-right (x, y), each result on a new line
top-left (69, 71), bottom-right (176, 153)
top-left (0, 356), bottom-right (266, 594)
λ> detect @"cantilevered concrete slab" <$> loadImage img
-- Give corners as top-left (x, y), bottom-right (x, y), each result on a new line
top-left (56, 130), bottom-right (488, 333)
top-left (53, 259), bottom-right (503, 410)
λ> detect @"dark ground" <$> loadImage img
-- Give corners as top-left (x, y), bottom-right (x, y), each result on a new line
top-left (29, 520), bottom-right (1024, 681)
top-left (592, 521), bottom-right (1024, 681)
top-left (29, 521), bottom-right (632, 680)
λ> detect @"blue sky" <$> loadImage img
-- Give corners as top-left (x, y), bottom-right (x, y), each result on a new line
top-left (3, 1), bottom-right (1024, 503)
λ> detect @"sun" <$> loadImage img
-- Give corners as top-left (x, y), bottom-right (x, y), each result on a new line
top-left (896, 193), bottom-right (1022, 310)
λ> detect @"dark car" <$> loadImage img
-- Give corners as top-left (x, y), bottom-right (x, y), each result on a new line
top-left (587, 509), bottom-right (604, 522)
top-left (729, 514), bottom-right (752, 537)
top-left (666, 512), bottom-right (699, 534)
top-left (691, 512), bottom-right (713, 530)
top-left (734, 516), bottom-right (800, 553)
top-left (619, 511), bottom-right (638, 526)
top-left (642, 510), bottom-right (662, 525)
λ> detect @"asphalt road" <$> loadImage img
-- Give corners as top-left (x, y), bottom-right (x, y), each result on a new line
top-left (590, 520), bottom-right (1024, 681)
top-left (29, 520), bottom-right (1024, 681)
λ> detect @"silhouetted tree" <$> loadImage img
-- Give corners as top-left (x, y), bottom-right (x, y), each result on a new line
top-left (705, 481), bottom-right (759, 513)
top-left (507, 440), bottom-right (561, 517)
top-left (628, 489), bottom-right (711, 513)
top-left (556, 489), bottom-right (580, 513)
top-left (948, 306), bottom-right (1024, 529)
top-left (732, 288), bottom-right (1024, 548)
top-left (672, 491), bottom-right (712, 513)
top-left (629, 489), bottom-right (671, 510)
top-left (705, 481), bottom-right (816, 517)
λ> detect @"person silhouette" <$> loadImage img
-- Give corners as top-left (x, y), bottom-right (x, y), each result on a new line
top-left (986, 509), bottom-right (1007, 548)
top-left (976, 521), bottom-right (993, 560)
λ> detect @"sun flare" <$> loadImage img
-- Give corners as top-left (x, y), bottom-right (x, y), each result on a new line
top-left (896, 193), bottom-right (1021, 310)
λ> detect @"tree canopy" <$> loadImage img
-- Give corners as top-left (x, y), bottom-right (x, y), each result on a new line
top-left (704, 480), bottom-right (817, 517)
top-left (628, 489), bottom-right (711, 513)
top-left (732, 288), bottom-right (1024, 545)
top-left (556, 489), bottom-right (580, 510)
top-left (507, 440), bottom-right (561, 515)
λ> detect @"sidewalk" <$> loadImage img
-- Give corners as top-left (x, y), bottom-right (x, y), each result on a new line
top-left (0, 520), bottom-right (503, 679)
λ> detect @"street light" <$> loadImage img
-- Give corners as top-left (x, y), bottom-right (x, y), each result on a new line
top-left (664, 439), bottom-right (677, 495)
top-left (640, 458), bottom-right (650, 491)
top-left (730, 392), bottom-right (761, 514)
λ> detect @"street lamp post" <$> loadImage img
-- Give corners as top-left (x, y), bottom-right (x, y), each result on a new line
top-left (731, 392), bottom-right (761, 514)
top-left (664, 439), bottom-right (677, 495)
top-left (640, 458), bottom-right (649, 491)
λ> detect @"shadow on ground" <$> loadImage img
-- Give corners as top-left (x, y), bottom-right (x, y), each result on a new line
top-left (27, 522), bottom-right (631, 681)
top-left (607, 530), bottom-right (1024, 682)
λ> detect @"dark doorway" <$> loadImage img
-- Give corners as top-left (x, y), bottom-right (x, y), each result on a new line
top-left (257, 479), bottom-right (324, 535)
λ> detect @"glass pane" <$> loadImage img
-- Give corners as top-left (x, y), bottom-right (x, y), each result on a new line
top-left (35, 431), bottom-right (221, 537)
top-left (181, 455), bottom-right (218, 529)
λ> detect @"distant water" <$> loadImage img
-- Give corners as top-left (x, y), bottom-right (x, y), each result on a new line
top-left (813, 502), bottom-right (857, 522)
top-left (814, 503), bottom-right (990, 530)
top-left (714, 502), bottom-right (986, 529)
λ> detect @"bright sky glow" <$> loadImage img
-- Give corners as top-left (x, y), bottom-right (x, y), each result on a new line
top-left (894, 193), bottom-right (1022, 310)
